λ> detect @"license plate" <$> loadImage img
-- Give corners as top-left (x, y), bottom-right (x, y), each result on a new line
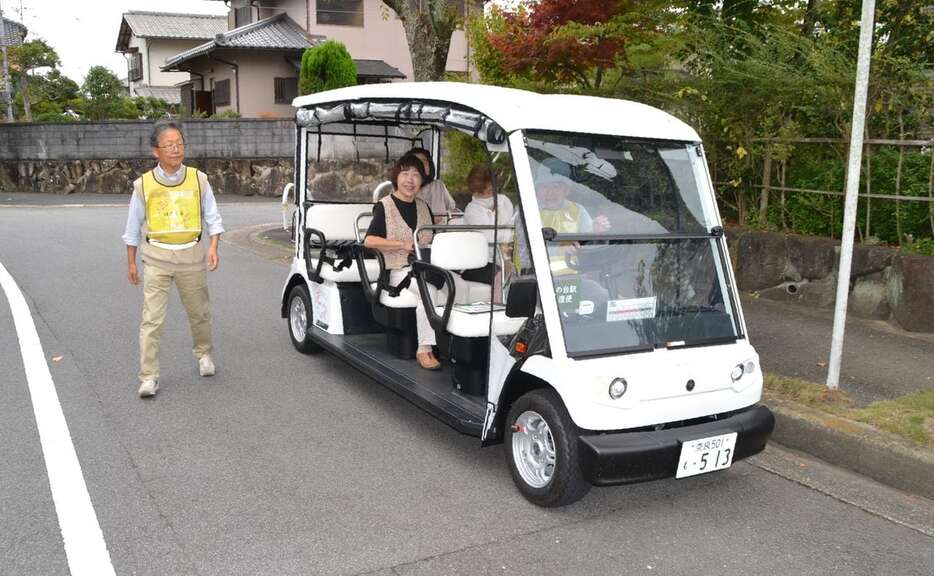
top-left (676, 432), bottom-right (737, 479)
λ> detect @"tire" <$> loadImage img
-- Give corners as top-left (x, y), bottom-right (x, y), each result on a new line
top-left (287, 284), bottom-right (321, 354)
top-left (504, 388), bottom-right (591, 507)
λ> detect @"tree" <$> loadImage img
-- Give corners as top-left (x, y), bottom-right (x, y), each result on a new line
top-left (298, 40), bottom-right (357, 95)
top-left (479, 0), bottom-right (674, 93)
top-left (29, 69), bottom-right (80, 122)
top-left (133, 96), bottom-right (177, 120)
top-left (8, 38), bottom-right (59, 121)
top-left (80, 66), bottom-right (136, 120)
top-left (380, 0), bottom-right (462, 81)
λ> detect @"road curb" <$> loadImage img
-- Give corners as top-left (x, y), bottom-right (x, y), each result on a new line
top-left (766, 397), bottom-right (934, 500)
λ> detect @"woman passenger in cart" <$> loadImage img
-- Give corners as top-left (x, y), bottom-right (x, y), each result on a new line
top-left (462, 164), bottom-right (514, 301)
top-left (410, 147), bottom-right (457, 223)
top-left (364, 154), bottom-right (456, 371)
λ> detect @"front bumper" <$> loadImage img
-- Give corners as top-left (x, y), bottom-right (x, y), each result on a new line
top-left (578, 405), bottom-right (774, 486)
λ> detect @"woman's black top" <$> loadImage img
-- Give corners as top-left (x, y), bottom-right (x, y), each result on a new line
top-left (366, 195), bottom-right (433, 238)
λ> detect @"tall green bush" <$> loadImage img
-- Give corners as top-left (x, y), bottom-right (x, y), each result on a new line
top-left (298, 41), bottom-right (357, 95)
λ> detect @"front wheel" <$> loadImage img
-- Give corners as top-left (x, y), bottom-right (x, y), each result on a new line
top-left (505, 388), bottom-right (591, 507)
top-left (288, 284), bottom-right (321, 354)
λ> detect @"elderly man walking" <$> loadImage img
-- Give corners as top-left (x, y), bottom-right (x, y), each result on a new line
top-left (123, 119), bottom-right (224, 398)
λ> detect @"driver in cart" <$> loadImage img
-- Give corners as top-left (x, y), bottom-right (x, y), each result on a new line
top-left (533, 158), bottom-right (612, 314)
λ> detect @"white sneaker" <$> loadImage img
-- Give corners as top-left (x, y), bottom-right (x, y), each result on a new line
top-left (199, 355), bottom-right (215, 377)
top-left (138, 379), bottom-right (159, 398)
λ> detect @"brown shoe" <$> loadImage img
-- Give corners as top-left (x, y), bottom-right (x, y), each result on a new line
top-left (416, 350), bottom-right (441, 370)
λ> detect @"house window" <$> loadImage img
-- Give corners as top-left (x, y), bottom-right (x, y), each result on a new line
top-left (317, 0), bottom-right (364, 27)
top-left (128, 52), bottom-right (143, 82)
top-left (274, 77), bottom-right (298, 104)
top-left (234, 6), bottom-right (252, 28)
top-left (214, 79), bottom-right (231, 107)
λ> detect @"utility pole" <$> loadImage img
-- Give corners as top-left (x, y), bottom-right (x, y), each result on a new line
top-left (826, 0), bottom-right (877, 390)
top-left (1, 0), bottom-right (15, 122)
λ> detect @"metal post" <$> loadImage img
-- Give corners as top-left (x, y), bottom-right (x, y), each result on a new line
top-left (1, 0), bottom-right (15, 122)
top-left (826, 0), bottom-right (876, 390)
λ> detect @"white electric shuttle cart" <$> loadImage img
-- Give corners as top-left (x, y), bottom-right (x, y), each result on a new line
top-left (281, 82), bottom-right (773, 507)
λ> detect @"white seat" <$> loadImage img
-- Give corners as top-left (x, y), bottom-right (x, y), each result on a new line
top-left (434, 307), bottom-right (526, 337)
top-left (431, 231), bottom-right (488, 271)
top-left (372, 283), bottom-right (419, 308)
top-left (423, 231), bottom-right (527, 337)
top-left (312, 257), bottom-right (379, 283)
top-left (306, 204), bottom-right (372, 242)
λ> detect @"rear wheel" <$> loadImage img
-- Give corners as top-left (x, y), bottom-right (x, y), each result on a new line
top-left (505, 388), bottom-right (591, 507)
top-left (288, 284), bottom-right (321, 354)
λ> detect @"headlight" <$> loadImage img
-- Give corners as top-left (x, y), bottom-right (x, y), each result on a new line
top-left (730, 364), bottom-right (744, 382)
top-left (608, 378), bottom-right (628, 399)
top-left (744, 360), bottom-right (756, 375)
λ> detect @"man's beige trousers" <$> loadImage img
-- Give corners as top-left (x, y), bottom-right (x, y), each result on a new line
top-left (139, 263), bottom-right (213, 382)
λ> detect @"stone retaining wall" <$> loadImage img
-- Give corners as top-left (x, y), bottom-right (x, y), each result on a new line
top-left (727, 228), bottom-right (934, 333)
top-left (0, 119), bottom-right (296, 196)
top-left (0, 158), bottom-right (294, 196)
top-left (0, 119), bottom-right (295, 160)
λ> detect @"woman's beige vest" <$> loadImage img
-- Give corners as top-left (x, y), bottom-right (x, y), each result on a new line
top-left (381, 195), bottom-right (432, 269)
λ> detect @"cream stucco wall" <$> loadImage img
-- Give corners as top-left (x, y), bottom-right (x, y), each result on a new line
top-left (306, 0), bottom-right (475, 80)
top-left (127, 36), bottom-right (212, 96)
top-left (266, 0), bottom-right (309, 29)
top-left (196, 50), bottom-right (297, 118)
top-left (147, 39), bottom-right (206, 86)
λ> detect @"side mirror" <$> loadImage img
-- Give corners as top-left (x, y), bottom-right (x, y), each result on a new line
top-left (506, 276), bottom-right (538, 318)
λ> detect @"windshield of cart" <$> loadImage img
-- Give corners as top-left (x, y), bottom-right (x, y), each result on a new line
top-left (524, 130), bottom-right (742, 357)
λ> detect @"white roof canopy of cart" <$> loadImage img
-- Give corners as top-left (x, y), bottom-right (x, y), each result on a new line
top-left (292, 82), bottom-right (700, 142)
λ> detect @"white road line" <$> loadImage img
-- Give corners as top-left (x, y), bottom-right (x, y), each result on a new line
top-left (0, 261), bottom-right (116, 576)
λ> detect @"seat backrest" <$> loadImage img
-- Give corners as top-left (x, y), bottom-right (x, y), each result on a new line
top-left (372, 180), bottom-right (394, 202)
top-left (355, 212), bottom-right (373, 243)
top-left (431, 231), bottom-right (488, 271)
top-left (306, 203), bottom-right (371, 242)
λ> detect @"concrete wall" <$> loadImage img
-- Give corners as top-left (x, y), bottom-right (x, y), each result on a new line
top-left (0, 119), bottom-right (295, 160)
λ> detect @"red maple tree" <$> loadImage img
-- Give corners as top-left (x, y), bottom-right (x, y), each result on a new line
top-left (488, 0), bottom-right (643, 90)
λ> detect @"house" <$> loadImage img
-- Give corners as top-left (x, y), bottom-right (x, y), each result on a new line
top-left (115, 11), bottom-right (227, 104)
top-left (162, 1), bottom-right (480, 118)
top-left (1, 16), bottom-right (27, 119)
top-left (1, 15), bottom-right (27, 47)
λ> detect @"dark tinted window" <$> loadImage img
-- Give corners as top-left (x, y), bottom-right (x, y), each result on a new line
top-left (274, 77), bottom-right (298, 104)
top-left (214, 79), bottom-right (230, 107)
top-left (317, 0), bottom-right (364, 26)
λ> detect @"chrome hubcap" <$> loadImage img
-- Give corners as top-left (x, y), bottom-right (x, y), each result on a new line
top-left (290, 295), bottom-right (307, 341)
top-left (511, 410), bottom-right (556, 489)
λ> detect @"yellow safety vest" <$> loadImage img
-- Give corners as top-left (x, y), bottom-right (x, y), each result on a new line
top-left (540, 201), bottom-right (581, 234)
top-left (142, 167), bottom-right (202, 245)
top-left (540, 202), bottom-right (581, 275)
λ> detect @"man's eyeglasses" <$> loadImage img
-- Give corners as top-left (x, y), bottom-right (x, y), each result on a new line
top-left (158, 142), bottom-right (185, 151)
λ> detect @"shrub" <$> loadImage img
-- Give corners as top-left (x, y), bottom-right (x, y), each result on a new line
top-left (299, 41), bottom-right (357, 95)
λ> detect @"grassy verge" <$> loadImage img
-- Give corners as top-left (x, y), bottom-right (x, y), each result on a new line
top-left (763, 374), bottom-right (934, 447)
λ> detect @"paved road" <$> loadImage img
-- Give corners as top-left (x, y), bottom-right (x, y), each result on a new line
top-left (1, 200), bottom-right (932, 576)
